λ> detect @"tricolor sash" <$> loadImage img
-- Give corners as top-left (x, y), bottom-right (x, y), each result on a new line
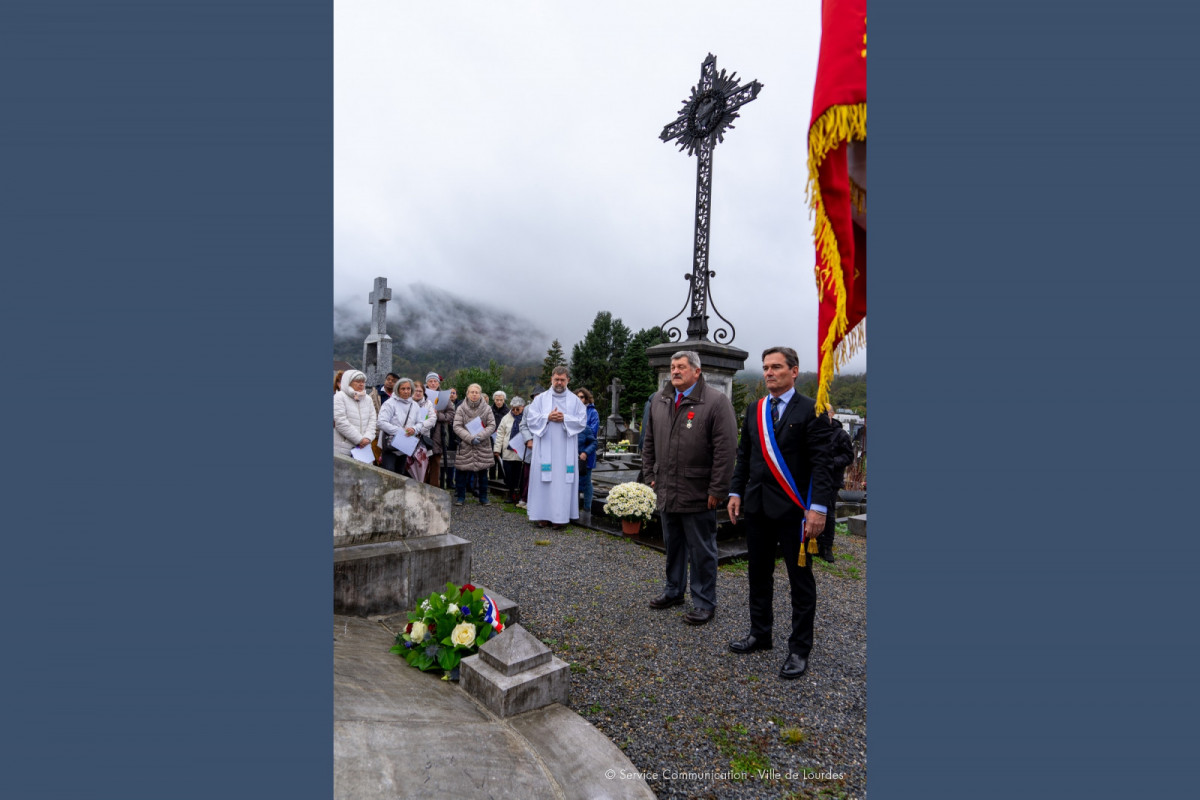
top-left (756, 397), bottom-right (810, 512)
top-left (757, 397), bottom-right (820, 565)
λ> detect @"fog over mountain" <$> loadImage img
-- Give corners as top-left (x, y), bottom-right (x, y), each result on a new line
top-left (333, 283), bottom-right (547, 369)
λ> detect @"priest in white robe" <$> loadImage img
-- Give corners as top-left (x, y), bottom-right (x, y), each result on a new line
top-left (525, 366), bottom-right (587, 528)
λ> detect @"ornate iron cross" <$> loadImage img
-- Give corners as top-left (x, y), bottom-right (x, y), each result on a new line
top-left (659, 53), bottom-right (762, 344)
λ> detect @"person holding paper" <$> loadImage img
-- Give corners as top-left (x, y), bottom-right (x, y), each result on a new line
top-left (333, 370), bottom-right (377, 458)
top-left (525, 367), bottom-right (587, 529)
top-left (451, 383), bottom-right (497, 506)
top-left (424, 372), bottom-right (451, 488)
top-left (377, 378), bottom-right (422, 476)
top-left (405, 381), bottom-right (437, 483)
top-left (493, 396), bottom-right (527, 504)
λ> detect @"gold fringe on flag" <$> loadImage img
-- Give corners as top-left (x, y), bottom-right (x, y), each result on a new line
top-left (806, 102), bottom-right (866, 414)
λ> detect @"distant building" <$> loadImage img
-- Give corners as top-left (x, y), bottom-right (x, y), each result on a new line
top-left (832, 408), bottom-right (865, 439)
top-left (334, 360), bottom-right (354, 379)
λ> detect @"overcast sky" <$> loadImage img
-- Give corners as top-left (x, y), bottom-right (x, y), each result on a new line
top-left (335, 0), bottom-right (866, 374)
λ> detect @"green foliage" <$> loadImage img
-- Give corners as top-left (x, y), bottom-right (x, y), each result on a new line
top-left (615, 326), bottom-right (668, 418)
top-left (733, 370), bottom-right (866, 417)
top-left (389, 582), bottom-right (507, 673)
top-left (706, 722), bottom-right (771, 781)
top-left (780, 726), bottom-right (806, 744)
top-left (540, 338), bottom-right (568, 387)
top-left (570, 311), bottom-right (631, 419)
top-left (449, 359), bottom-right (510, 401)
top-left (731, 379), bottom-right (750, 421)
top-left (814, 558), bottom-right (863, 580)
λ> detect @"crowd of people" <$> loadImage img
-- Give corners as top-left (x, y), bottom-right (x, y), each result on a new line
top-left (332, 367), bottom-right (599, 512)
top-left (335, 346), bottom-right (856, 682)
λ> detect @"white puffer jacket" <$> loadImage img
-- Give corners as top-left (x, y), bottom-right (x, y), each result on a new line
top-left (334, 370), bottom-right (378, 455)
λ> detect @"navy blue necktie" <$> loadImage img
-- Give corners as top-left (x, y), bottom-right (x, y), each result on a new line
top-left (770, 397), bottom-right (781, 424)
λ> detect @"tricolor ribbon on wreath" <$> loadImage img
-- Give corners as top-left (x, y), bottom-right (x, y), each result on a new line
top-left (756, 397), bottom-right (821, 567)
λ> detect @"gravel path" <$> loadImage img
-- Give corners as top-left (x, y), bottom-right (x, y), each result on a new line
top-left (453, 500), bottom-right (867, 800)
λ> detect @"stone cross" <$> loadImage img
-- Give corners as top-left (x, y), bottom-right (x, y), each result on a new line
top-left (605, 376), bottom-right (626, 439)
top-left (362, 276), bottom-right (393, 387)
top-left (608, 376), bottom-right (624, 418)
top-left (368, 277), bottom-right (391, 335)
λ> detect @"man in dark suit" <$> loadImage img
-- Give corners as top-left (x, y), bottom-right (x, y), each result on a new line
top-left (817, 407), bottom-right (856, 563)
top-left (727, 346), bottom-right (834, 680)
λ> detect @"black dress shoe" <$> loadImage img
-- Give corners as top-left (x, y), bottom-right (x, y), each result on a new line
top-left (819, 545), bottom-right (836, 564)
top-left (779, 653), bottom-right (808, 679)
top-left (648, 594), bottom-right (685, 609)
top-left (682, 607), bottom-right (715, 625)
top-left (729, 634), bottom-right (772, 653)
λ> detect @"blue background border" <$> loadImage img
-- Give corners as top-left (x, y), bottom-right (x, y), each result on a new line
top-left (4, 2), bottom-right (331, 797)
top-left (871, 2), bottom-right (1200, 797)
top-left (5, 1), bottom-right (1200, 797)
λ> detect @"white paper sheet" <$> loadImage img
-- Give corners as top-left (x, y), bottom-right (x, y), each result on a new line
top-left (431, 390), bottom-right (451, 411)
top-left (465, 416), bottom-right (484, 437)
top-left (508, 437), bottom-right (526, 460)
top-left (350, 445), bottom-right (374, 463)
top-left (392, 432), bottom-right (419, 456)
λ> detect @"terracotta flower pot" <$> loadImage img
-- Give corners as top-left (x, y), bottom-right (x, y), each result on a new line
top-left (621, 519), bottom-right (642, 536)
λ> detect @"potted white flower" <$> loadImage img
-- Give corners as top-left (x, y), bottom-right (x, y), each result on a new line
top-left (602, 481), bottom-right (657, 535)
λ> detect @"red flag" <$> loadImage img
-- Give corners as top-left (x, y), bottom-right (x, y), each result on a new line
top-left (808, 0), bottom-right (866, 414)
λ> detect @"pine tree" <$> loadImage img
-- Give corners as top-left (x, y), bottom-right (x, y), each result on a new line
top-left (731, 379), bottom-right (750, 423)
top-left (569, 311), bottom-right (630, 419)
top-left (616, 326), bottom-right (668, 419)
top-left (540, 339), bottom-right (567, 387)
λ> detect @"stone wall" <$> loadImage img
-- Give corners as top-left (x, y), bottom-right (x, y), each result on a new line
top-left (334, 455), bottom-right (469, 617)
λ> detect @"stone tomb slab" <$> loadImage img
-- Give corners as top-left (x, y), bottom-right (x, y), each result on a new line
top-left (508, 704), bottom-right (658, 800)
top-left (334, 616), bottom-right (558, 800)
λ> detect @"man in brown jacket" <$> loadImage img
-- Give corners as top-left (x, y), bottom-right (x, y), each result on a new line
top-left (641, 350), bottom-right (738, 625)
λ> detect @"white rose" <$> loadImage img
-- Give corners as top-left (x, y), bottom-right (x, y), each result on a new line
top-left (450, 622), bottom-right (476, 647)
top-left (447, 603), bottom-right (459, 615)
top-left (409, 621), bottom-right (428, 642)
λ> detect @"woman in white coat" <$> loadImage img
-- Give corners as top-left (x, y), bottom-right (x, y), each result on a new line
top-left (333, 370), bottom-right (377, 457)
top-left (377, 378), bottom-right (422, 475)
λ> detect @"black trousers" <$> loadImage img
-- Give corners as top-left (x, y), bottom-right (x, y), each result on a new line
top-left (745, 510), bottom-right (816, 657)
top-left (502, 460), bottom-right (523, 497)
top-left (817, 497), bottom-right (839, 551)
top-left (381, 450), bottom-right (408, 476)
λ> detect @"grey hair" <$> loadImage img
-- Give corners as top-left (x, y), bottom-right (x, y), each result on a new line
top-left (394, 377), bottom-right (414, 390)
top-left (551, 365), bottom-right (569, 377)
top-left (493, 390), bottom-right (507, 400)
top-left (510, 396), bottom-right (525, 408)
top-left (671, 350), bottom-right (701, 370)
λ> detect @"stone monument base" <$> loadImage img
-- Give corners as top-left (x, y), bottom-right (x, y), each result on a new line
top-left (334, 534), bottom-right (471, 617)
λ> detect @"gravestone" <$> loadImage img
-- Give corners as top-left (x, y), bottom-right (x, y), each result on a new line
top-left (362, 277), bottom-right (393, 388)
top-left (605, 376), bottom-right (626, 438)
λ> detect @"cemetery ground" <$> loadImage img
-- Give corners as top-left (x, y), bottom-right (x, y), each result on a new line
top-left (445, 500), bottom-right (867, 800)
